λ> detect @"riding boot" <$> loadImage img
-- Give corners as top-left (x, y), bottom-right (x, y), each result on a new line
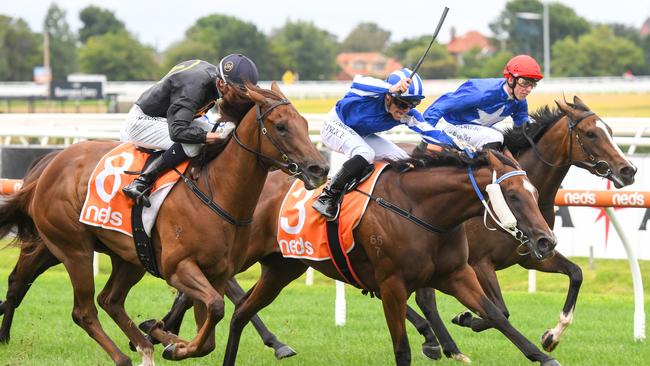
top-left (312, 155), bottom-right (371, 221)
top-left (122, 143), bottom-right (188, 207)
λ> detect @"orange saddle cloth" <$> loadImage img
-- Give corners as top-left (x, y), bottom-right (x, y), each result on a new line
top-left (79, 143), bottom-right (189, 236)
top-left (277, 162), bottom-right (388, 260)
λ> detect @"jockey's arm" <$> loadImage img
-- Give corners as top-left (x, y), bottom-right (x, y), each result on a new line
top-left (403, 110), bottom-right (462, 149)
top-left (167, 102), bottom-right (208, 144)
top-left (422, 80), bottom-right (482, 125)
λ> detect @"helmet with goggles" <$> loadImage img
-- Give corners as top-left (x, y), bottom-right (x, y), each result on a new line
top-left (386, 68), bottom-right (425, 100)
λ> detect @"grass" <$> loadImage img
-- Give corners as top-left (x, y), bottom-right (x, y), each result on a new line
top-left (0, 246), bottom-right (648, 365)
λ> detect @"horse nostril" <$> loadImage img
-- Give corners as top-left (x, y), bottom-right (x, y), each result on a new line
top-left (537, 236), bottom-right (556, 254)
top-left (308, 164), bottom-right (329, 178)
top-left (620, 166), bottom-right (637, 180)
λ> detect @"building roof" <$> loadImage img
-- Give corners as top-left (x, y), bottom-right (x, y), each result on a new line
top-left (447, 31), bottom-right (494, 54)
top-left (641, 17), bottom-right (650, 37)
top-left (335, 52), bottom-right (403, 81)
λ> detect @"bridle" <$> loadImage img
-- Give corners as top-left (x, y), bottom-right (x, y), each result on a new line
top-left (232, 98), bottom-right (302, 177)
top-left (522, 111), bottom-right (613, 178)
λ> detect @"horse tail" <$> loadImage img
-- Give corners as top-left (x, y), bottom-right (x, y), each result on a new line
top-left (0, 150), bottom-right (60, 247)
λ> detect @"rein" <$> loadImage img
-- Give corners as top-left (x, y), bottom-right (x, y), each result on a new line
top-left (174, 98), bottom-right (297, 227)
top-left (522, 111), bottom-right (613, 177)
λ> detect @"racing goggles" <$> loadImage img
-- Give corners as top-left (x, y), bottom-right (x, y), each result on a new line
top-left (515, 77), bottom-right (538, 89)
top-left (392, 96), bottom-right (421, 110)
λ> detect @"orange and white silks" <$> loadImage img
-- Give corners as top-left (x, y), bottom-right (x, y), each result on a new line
top-left (79, 143), bottom-right (189, 236)
top-left (554, 189), bottom-right (650, 208)
top-left (277, 162), bottom-right (388, 261)
top-left (0, 179), bottom-right (22, 195)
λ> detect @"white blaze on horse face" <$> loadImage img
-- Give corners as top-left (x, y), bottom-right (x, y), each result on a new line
top-left (596, 119), bottom-right (625, 156)
top-left (523, 179), bottom-right (538, 202)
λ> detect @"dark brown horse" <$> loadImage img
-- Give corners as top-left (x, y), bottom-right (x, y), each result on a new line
top-left (0, 82), bottom-right (328, 365)
top-left (212, 148), bottom-right (560, 366)
top-left (412, 96), bottom-right (637, 356)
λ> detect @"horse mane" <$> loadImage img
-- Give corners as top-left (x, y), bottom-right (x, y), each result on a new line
top-left (389, 148), bottom-right (518, 173)
top-left (190, 84), bottom-right (285, 169)
top-left (502, 101), bottom-right (590, 154)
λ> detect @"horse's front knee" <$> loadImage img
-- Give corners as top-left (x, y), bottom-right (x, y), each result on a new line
top-left (206, 297), bottom-right (225, 321)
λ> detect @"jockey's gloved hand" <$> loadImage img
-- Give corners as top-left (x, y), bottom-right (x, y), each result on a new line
top-left (215, 121), bottom-right (236, 138)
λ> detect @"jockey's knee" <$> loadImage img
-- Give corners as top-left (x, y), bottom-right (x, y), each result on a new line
top-left (349, 148), bottom-right (374, 164)
top-left (181, 143), bottom-right (202, 158)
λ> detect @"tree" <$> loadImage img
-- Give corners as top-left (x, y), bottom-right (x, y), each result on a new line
top-left (79, 32), bottom-right (160, 80)
top-left (640, 35), bottom-right (650, 76)
top-left (163, 14), bottom-right (281, 79)
top-left (270, 20), bottom-right (338, 80)
top-left (0, 15), bottom-right (41, 81)
top-left (489, 0), bottom-right (590, 70)
top-left (340, 22), bottom-right (391, 52)
top-left (458, 50), bottom-right (514, 79)
top-left (552, 26), bottom-right (643, 77)
top-left (78, 6), bottom-right (126, 43)
top-left (44, 3), bottom-right (78, 80)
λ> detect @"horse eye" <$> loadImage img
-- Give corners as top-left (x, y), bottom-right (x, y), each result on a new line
top-left (586, 131), bottom-right (596, 139)
top-left (508, 192), bottom-right (519, 202)
top-left (276, 123), bottom-right (288, 133)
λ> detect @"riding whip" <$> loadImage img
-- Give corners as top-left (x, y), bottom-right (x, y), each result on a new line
top-left (407, 6), bottom-right (450, 82)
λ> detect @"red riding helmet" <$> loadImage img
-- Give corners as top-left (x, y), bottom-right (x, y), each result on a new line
top-left (503, 55), bottom-right (543, 80)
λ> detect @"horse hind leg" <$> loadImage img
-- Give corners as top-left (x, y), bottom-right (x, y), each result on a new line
top-left (97, 255), bottom-right (154, 366)
top-left (0, 242), bottom-right (60, 343)
top-left (225, 277), bottom-right (297, 360)
top-left (223, 258), bottom-right (307, 366)
top-left (405, 303), bottom-right (442, 360)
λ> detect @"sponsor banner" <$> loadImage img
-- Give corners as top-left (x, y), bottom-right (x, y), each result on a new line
top-left (50, 81), bottom-right (103, 100)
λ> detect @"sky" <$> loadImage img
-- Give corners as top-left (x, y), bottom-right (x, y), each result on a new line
top-left (1, 0), bottom-right (649, 51)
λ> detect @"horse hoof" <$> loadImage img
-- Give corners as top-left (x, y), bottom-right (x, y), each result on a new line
top-left (138, 319), bottom-right (158, 333)
top-left (421, 344), bottom-right (442, 360)
top-left (451, 311), bottom-right (473, 327)
top-left (541, 358), bottom-right (561, 366)
top-left (162, 343), bottom-right (176, 360)
top-left (451, 353), bottom-right (472, 364)
top-left (541, 329), bottom-right (558, 352)
top-left (274, 345), bottom-right (297, 359)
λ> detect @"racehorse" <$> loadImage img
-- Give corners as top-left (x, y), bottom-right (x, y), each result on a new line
top-left (212, 148), bottom-right (560, 366)
top-left (0, 82), bottom-right (329, 365)
top-left (412, 96), bottom-right (637, 356)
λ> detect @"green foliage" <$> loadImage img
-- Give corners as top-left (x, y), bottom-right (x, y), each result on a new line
top-left (163, 14), bottom-right (281, 79)
top-left (79, 32), bottom-right (160, 81)
top-left (78, 6), bottom-right (126, 43)
top-left (44, 3), bottom-right (77, 81)
top-left (0, 15), bottom-right (41, 81)
top-left (270, 20), bottom-right (339, 80)
top-left (385, 35), bottom-right (430, 63)
top-left (340, 22), bottom-right (391, 53)
top-left (489, 0), bottom-right (590, 71)
top-left (402, 42), bottom-right (457, 79)
top-left (640, 35), bottom-right (650, 76)
top-left (552, 26), bottom-right (644, 77)
top-left (459, 50), bottom-right (514, 78)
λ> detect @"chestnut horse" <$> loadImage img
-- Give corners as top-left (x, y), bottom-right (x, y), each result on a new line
top-left (0, 82), bottom-right (328, 365)
top-left (213, 149), bottom-right (560, 366)
top-left (409, 96), bottom-right (637, 357)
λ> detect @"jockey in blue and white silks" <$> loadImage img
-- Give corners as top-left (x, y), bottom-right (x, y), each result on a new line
top-left (423, 54), bottom-right (544, 149)
top-left (313, 68), bottom-right (457, 221)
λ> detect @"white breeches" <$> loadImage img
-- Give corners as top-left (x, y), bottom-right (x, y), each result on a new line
top-left (320, 109), bottom-right (409, 164)
top-left (435, 118), bottom-right (504, 149)
top-left (120, 104), bottom-right (215, 157)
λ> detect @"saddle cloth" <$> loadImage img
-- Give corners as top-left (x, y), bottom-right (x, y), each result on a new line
top-left (79, 143), bottom-right (189, 236)
top-left (277, 162), bottom-right (388, 261)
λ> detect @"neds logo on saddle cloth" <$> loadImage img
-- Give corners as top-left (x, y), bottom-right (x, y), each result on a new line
top-left (277, 162), bottom-right (388, 260)
top-left (79, 144), bottom-right (188, 236)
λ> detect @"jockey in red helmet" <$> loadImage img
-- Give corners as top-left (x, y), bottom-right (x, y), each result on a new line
top-left (423, 54), bottom-right (543, 150)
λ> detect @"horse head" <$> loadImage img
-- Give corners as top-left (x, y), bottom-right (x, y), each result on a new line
top-left (236, 82), bottom-right (329, 190)
top-left (485, 149), bottom-right (557, 260)
top-left (553, 96), bottom-right (636, 187)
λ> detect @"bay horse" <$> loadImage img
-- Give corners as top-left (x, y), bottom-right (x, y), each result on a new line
top-left (214, 148), bottom-right (561, 366)
top-left (411, 96), bottom-right (637, 356)
top-left (0, 82), bottom-right (328, 365)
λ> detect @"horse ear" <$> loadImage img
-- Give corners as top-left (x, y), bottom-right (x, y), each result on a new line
top-left (246, 87), bottom-right (266, 105)
top-left (554, 99), bottom-right (574, 117)
top-left (485, 149), bottom-right (504, 170)
top-left (271, 81), bottom-right (288, 100)
top-left (572, 95), bottom-right (589, 110)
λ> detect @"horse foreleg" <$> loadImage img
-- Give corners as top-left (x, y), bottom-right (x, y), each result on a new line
top-left (162, 260), bottom-right (224, 361)
top-left (225, 277), bottom-right (297, 359)
top-left (379, 275), bottom-right (411, 366)
top-left (97, 255), bottom-right (153, 366)
top-left (414, 288), bottom-right (470, 363)
top-left (405, 303), bottom-right (441, 360)
top-left (521, 251), bottom-right (582, 352)
top-left (0, 242), bottom-right (60, 343)
top-left (452, 260), bottom-right (508, 333)
top-left (223, 257), bottom-right (307, 366)
top-left (438, 265), bottom-right (559, 366)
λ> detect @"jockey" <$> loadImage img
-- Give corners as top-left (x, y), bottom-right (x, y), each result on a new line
top-left (312, 68), bottom-right (458, 221)
top-left (120, 54), bottom-right (258, 207)
top-left (422, 54), bottom-right (543, 150)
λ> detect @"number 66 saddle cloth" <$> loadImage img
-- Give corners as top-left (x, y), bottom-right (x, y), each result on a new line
top-left (79, 143), bottom-right (189, 237)
top-left (277, 162), bottom-right (388, 261)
